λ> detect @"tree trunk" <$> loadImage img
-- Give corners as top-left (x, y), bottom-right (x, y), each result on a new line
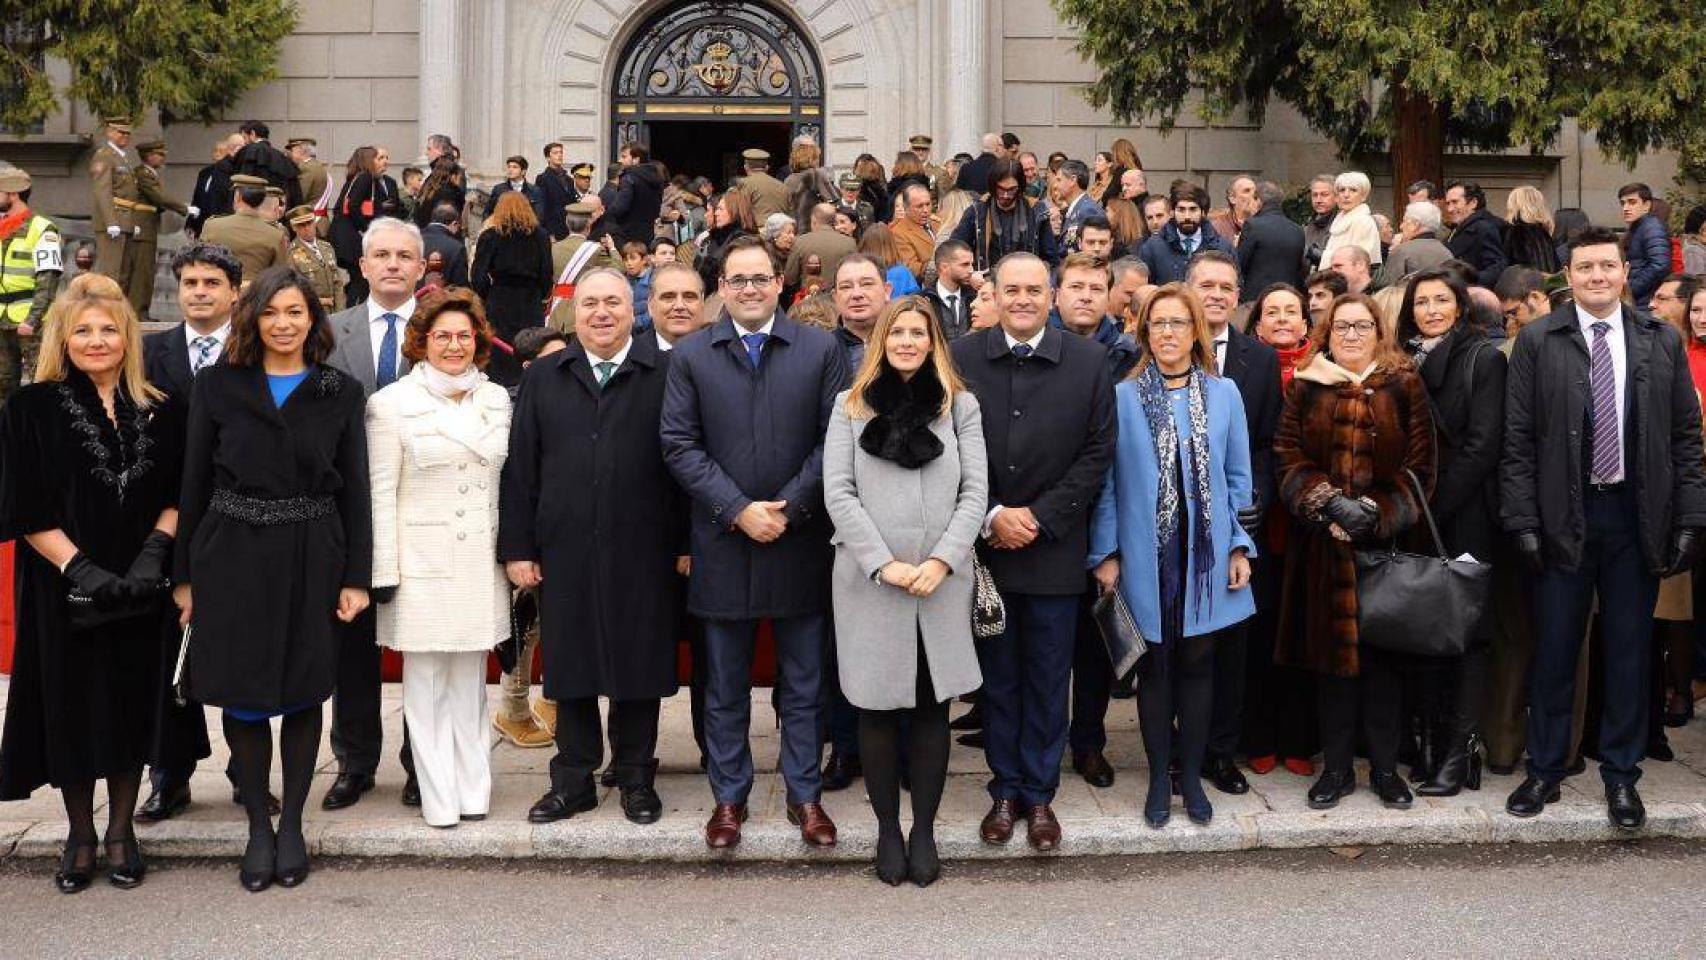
top-left (1389, 85), bottom-right (1445, 219)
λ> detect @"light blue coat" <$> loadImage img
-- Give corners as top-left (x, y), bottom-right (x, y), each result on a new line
top-left (1088, 375), bottom-right (1257, 642)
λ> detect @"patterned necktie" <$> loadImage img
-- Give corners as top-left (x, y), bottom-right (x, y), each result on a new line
top-left (945, 294), bottom-right (958, 323)
top-left (1182, 235), bottom-right (1198, 256)
top-left (594, 360), bottom-right (616, 388)
top-left (742, 332), bottom-right (768, 370)
top-left (1589, 321), bottom-right (1621, 482)
top-left (191, 335), bottom-right (218, 373)
top-left (1012, 342), bottom-right (1033, 360)
top-left (376, 313), bottom-right (399, 389)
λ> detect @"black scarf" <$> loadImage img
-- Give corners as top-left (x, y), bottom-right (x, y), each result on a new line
top-left (859, 365), bottom-right (946, 469)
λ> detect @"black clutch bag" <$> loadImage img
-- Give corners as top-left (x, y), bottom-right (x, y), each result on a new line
top-left (65, 583), bottom-right (164, 632)
top-left (1092, 587), bottom-right (1147, 688)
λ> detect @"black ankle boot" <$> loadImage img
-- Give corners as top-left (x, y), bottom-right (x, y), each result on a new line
top-left (1409, 721), bottom-right (1444, 784)
top-left (1417, 733), bottom-right (1484, 797)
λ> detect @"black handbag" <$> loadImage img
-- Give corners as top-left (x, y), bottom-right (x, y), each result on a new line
top-left (1091, 586), bottom-right (1147, 689)
top-left (1353, 469), bottom-right (1492, 657)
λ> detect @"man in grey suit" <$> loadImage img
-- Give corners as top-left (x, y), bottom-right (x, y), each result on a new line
top-left (321, 216), bottom-right (425, 811)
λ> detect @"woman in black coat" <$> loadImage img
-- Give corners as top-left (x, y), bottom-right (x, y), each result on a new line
top-left (471, 192), bottom-right (554, 387)
top-left (412, 154), bottom-right (466, 230)
top-left (330, 146), bottom-right (387, 305)
top-left (174, 267), bottom-right (372, 892)
top-left (1395, 268), bottom-right (1507, 796)
top-left (0, 274), bottom-right (183, 893)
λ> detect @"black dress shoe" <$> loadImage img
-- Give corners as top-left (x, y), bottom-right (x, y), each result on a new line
top-left (320, 773), bottom-right (375, 811)
top-left (233, 786), bottom-right (282, 815)
top-left (948, 703), bottom-right (984, 731)
top-left (1204, 755), bottom-right (1249, 795)
top-left (274, 829), bottom-right (309, 888)
top-left (1369, 769), bottom-right (1414, 809)
top-left (1307, 769), bottom-right (1355, 809)
top-left (1505, 776), bottom-right (1561, 818)
top-left (401, 775), bottom-right (421, 807)
top-left (137, 783), bottom-right (191, 823)
top-left (1605, 783), bottom-right (1645, 831)
top-left (599, 767), bottom-right (619, 788)
top-left (1072, 751), bottom-right (1116, 789)
top-left (955, 731), bottom-right (985, 749)
top-left (821, 751), bottom-right (861, 792)
top-left (619, 785), bottom-right (663, 825)
top-left (1646, 737), bottom-right (1675, 762)
top-left (54, 840), bottom-right (96, 895)
top-left (105, 835), bottom-right (146, 890)
top-left (528, 790), bottom-right (597, 823)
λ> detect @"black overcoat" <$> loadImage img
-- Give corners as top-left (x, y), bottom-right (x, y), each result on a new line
top-left (0, 374), bottom-right (183, 798)
top-left (660, 311), bottom-right (848, 620)
top-left (1418, 327), bottom-right (1507, 563)
top-left (498, 336), bottom-right (685, 700)
top-left (174, 363), bottom-right (372, 712)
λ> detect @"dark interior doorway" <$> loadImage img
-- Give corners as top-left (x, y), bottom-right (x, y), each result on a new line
top-left (647, 120), bottom-right (794, 188)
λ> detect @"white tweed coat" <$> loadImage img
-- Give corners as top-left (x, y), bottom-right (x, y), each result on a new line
top-left (368, 367), bottom-right (512, 652)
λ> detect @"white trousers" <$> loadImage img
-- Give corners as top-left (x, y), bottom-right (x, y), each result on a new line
top-left (401, 651), bottom-right (492, 827)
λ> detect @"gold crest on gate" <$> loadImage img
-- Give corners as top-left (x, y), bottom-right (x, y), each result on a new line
top-left (693, 41), bottom-right (742, 94)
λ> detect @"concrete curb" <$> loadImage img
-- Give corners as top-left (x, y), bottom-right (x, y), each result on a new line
top-left (6, 802), bottom-right (1704, 862)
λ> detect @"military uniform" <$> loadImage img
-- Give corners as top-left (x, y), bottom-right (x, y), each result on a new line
top-left (128, 141), bottom-right (190, 319)
top-left (0, 166), bottom-right (63, 400)
top-left (909, 135), bottom-right (949, 204)
top-left (288, 138), bottom-right (331, 241)
top-left (285, 205), bottom-right (344, 312)
top-left (89, 117), bottom-right (143, 283)
top-left (836, 173), bottom-right (876, 231)
top-left (201, 176), bottom-right (287, 283)
top-left (734, 148), bottom-right (790, 222)
top-left (546, 203), bottom-right (617, 333)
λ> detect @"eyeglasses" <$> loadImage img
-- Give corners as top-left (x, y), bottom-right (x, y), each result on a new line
top-left (1149, 318), bottom-right (1192, 331)
top-left (428, 330), bottom-right (476, 346)
top-left (1331, 321), bottom-right (1377, 337)
top-left (723, 275), bottom-right (775, 290)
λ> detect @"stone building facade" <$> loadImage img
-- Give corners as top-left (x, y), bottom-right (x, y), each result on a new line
top-left (2, 0), bottom-right (1684, 227)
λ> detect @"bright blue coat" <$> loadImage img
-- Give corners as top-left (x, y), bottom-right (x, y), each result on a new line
top-left (1087, 374), bottom-right (1257, 642)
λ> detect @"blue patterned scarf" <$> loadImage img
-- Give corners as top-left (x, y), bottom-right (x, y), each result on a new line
top-left (1135, 362), bottom-right (1217, 617)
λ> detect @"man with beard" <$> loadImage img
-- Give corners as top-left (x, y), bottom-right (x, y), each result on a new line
top-left (926, 239), bottom-right (978, 340)
top-left (1138, 181), bottom-right (1235, 285)
top-left (948, 158), bottom-right (1049, 273)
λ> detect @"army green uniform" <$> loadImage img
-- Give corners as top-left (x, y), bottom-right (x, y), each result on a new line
top-left (90, 141), bottom-right (143, 282)
top-left (546, 233), bottom-right (616, 334)
top-left (289, 235), bottom-right (344, 313)
top-left (738, 170), bottom-right (790, 223)
top-left (200, 210), bottom-right (287, 285)
top-left (130, 157), bottom-right (189, 319)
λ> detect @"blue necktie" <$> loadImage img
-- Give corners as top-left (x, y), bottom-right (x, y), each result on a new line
top-left (1012, 343), bottom-right (1033, 360)
top-left (1182, 236), bottom-right (1197, 256)
top-left (376, 313), bottom-right (399, 389)
top-left (191, 335), bottom-right (218, 373)
top-left (742, 332), bottom-right (768, 370)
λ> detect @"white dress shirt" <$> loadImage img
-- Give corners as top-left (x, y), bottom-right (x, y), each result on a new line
top-left (585, 335), bottom-right (634, 372)
top-left (368, 297), bottom-right (417, 378)
top-left (655, 331), bottom-right (674, 352)
top-left (936, 282), bottom-right (963, 322)
top-left (184, 321), bottom-right (232, 372)
top-left (1212, 329), bottom-right (1229, 374)
top-left (1576, 302), bottom-right (1627, 482)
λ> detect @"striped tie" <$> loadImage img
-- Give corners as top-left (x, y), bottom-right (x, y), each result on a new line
top-left (1589, 321), bottom-right (1620, 483)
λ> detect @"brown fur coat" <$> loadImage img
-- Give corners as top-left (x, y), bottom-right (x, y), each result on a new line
top-left (1274, 355), bottom-right (1436, 677)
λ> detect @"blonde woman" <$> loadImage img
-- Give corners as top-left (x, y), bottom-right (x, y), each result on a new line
top-left (1320, 171), bottom-right (1383, 267)
top-left (824, 294), bottom-right (987, 886)
top-left (0, 274), bottom-right (181, 892)
top-left (1503, 185), bottom-right (1560, 273)
top-left (932, 190), bottom-right (975, 251)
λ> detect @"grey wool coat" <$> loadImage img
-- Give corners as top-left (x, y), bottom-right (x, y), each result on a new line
top-left (824, 389), bottom-right (989, 710)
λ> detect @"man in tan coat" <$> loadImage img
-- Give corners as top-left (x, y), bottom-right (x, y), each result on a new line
top-left (89, 116), bottom-right (143, 282)
top-left (200, 174), bottom-right (288, 284)
top-left (890, 182), bottom-right (937, 284)
top-left (129, 140), bottom-right (192, 319)
top-left (734, 148), bottom-right (788, 222)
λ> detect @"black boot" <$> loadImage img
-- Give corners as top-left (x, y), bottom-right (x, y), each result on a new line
top-left (1417, 733), bottom-right (1484, 797)
top-left (1408, 720), bottom-right (1443, 785)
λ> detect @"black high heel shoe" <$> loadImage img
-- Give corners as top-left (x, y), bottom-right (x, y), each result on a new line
top-left (906, 828), bottom-right (940, 888)
top-left (1417, 734), bottom-right (1485, 797)
top-left (54, 839), bottom-right (97, 894)
top-left (105, 834), bottom-right (147, 890)
top-left (240, 831), bottom-right (275, 893)
top-left (874, 827), bottom-right (907, 887)
top-left (274, 828), bottom-right (310, 888)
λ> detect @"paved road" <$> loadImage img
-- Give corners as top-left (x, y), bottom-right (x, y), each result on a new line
top-left (2, 841), bottom-right (1701, 958)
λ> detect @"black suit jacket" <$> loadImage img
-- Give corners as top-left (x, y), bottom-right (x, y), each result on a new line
top-left (421, 223), bottom-right (470, 287)
top-left (951, 326), bottom-right (1116, 595)
top-left (1220, 327), bottom-right (1282, 517)
top-left (143, 325), bottom-right (196, 400)
top-left (924, 286), bottom-right (972, 340)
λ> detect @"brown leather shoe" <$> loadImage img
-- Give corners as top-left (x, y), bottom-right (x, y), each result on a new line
top-left (704, 803), bottom-right (747, 849)
top-left (980, 799), bottom-right (1019, 845)
top-left (785, 801), bottom-right (837, 846)
top-left (1026, 804), bottom-right (1061, 851)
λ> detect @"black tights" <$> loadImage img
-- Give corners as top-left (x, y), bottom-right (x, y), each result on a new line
top-left (856, 644), bottom-right (951, 847)
top-left (226, 706), bottom-right (323, 873)
top-left (1137, 632), bottom-right (1216, 815)
top-left (59, 768), bottom-right (141, 870)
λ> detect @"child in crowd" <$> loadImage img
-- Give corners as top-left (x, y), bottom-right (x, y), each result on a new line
top-left (622, 240), bottom-right (653, 332)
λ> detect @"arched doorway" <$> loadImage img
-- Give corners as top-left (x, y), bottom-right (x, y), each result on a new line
top-left (610, 0), bottom-right (825, 184)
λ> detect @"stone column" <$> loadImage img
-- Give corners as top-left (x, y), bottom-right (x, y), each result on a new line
top-left (939, 0), bottom-right (989, 157)
top-left (417, 0), bottom-right (466, 161)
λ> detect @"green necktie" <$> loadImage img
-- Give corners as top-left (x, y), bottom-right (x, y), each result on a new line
top-left (595, 360), bottom-right (616, 388)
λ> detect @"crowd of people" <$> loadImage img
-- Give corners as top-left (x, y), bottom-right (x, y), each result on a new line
top-left (2, 120), bottom-right (1706, 896)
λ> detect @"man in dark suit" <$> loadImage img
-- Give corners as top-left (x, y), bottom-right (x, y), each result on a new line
top-left (1502, 227), bottom-right (1706, 830)
top-left (1236, 180), bottom-right (1306, 301)
top-left (420, 203), bottom-right (469, 288)
top-left (321, 217), bottom-right (425, 811)
top-left (536, 142), bottom-right (577, 240)
top-left (955, 133), bottom-right (1004, 194)
top-left (951, 251), bottom-right (1116, 852)
top-left (137, 243), bottom-right (284, 821)
top-left (926, 239), bottom-right (977, 340)
top-left (1187, 250), bottom-right (1281, 796)
top-left (1443, 180), bottom-right (1509, 288)
top-left (660, 235), bottom-right (849, 850)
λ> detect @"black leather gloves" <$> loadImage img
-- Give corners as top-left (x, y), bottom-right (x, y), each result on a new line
top-left (1662, 528), bottom-right (1703, 579)
top-left (1321, 495), bottom-right (1380, 541)
top-left (63, 553), bottom-right (130, 607)
top-left (1236, 502), bottom-right (1263, 541)
top-left (124, 530), bottom-right (174, 593)
top-left (370, 586), bottom-right (399, 605)
top-left (1513, 530), bottom-right (1545, 574)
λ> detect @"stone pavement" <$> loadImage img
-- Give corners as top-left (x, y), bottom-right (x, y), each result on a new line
top-left (2, 678), bottom-right (1703, 862)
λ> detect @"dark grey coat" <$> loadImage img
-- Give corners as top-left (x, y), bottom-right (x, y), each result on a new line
top-left (660, 310), bottom-right (850, 620)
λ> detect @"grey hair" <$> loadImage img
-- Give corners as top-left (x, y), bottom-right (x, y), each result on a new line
top-left (1403, 200), bottom-right (1442, 233)
top-left (574, 266), bottom-right (633, 301)
top-left (981, 132), bottom-right (1003, 153)
top-left (1110, 257), bottom-right (1149, 285)
top-left (1334, 170), bottom-right (1372, 197)
top-left (360, 217), bottom-right (424, 257)
top-left (761, 213), bottom-right (796, 243)
top-left (1254, 180), bottom-right (1287, 206)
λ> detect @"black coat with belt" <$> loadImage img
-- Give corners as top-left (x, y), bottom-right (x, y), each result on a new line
top-left (1418, 326), bottom-right (1507, 562)
top-left (174, 363), bottom-right (372, 711)
top-left (1501, 304), bottom-right (1706, 572)
top-left (1221, 327), bottom-right (1283, 519)
top-left (499, 335), bottom-right (685, 700)
top-left (950, 325), bottom-right (1116, 595)
top-left (660, 311), bottom-right (848, 620)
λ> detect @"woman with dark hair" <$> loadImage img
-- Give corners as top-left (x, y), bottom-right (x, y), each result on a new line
top-left (1551, 208), bottom-right (1593, 267)
top-left (368, 286), bottom-right (510, 829)
top-left (1393, 267), bottom-right (1507, 795)
top-left (471, 192), bottom-right (553, 386)
top-left (1274, 292), bottom-right (1435, 811)
top-left (1089, 151), bottom-right (1116, 207)
top-left (0, 274), bottom-right (182, 892)
top-left (832, 205), bottom-right (864, 240)
top-left (412, 152), bottom-right (467, 230)
top-left (695, 191), bottom-right (756, 291)
top-left (173, 266), bottom-right (372, 891)
top-left (331, 146), bottom-right (383, 304)
top-left (854, 154), bottom-right (890, 229)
